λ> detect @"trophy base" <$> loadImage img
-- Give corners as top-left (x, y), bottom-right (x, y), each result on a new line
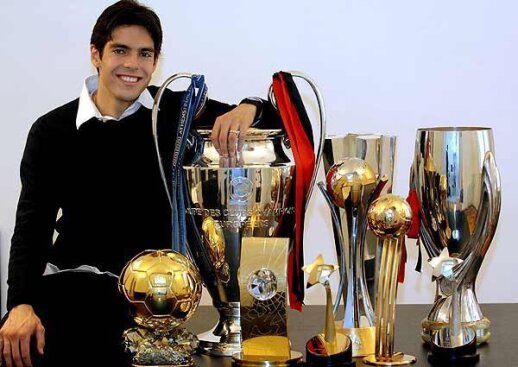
top-left (427, 327), bottom-right (479, 366)
top-left (198, 338), bottom-right (241, 357)
top-left (306, 333), bottom-right (356, 367)
top-left (232, 351), bottom-right (303, 367)
top-left (133, 364), bottom-right (192, 367)
top-left (197, 323), bottom-right (241, 357)
top-left (363, 353), bottom-right (417, 366)
top-left (335, 324), bottom-right (376, 357)
top-left (421, 317), bottom-right (490, 345)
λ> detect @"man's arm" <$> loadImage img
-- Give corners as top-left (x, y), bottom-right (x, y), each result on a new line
top-left (194, 97), bottom-right (281, 157)
top-left (1, 117), bottom-right (59, 366)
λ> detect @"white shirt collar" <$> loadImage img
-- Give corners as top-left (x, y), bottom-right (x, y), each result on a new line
top-left (75, 75), bottom-right (154, 129)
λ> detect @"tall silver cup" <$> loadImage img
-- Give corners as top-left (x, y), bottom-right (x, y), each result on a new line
top-left (184, 129), bottom-right (295, 356)
top-left (318, 134), bottom-right (396, 357)
top-left (411, 127), bottom-right (501, 344)
top-left (183, 72), bottom-right (326, 357)
top-left (322, 134), bottom-right (396, 309)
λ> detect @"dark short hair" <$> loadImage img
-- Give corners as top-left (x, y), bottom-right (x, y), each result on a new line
top-left (91, 0), bottom-right (162, 60)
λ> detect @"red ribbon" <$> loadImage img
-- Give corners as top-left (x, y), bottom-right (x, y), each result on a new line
top-left (272, 72), bottom-right (315, 311)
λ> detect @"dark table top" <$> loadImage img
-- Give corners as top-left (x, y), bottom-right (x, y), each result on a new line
top-left (184, 304), bottom-right (518, 367)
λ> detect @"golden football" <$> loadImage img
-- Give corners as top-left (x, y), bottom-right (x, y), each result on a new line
top-left (119, 249), bottom-right (202, 331)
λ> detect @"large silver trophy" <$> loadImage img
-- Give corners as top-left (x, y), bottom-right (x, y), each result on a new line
top-left (411, 127), bottom-right (501, 345)
top-left (318, 134), bottom-right (396, 357)
top-left (180, 72), bottom-right (325, 357)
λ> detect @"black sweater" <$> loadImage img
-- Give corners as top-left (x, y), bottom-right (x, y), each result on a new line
top-left (8, 87), bottom-right (276, 310)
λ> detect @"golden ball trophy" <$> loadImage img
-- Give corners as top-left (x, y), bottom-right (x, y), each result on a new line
top-left (119, 250), bottom-right (203, 367)
top-left (363, 195), bottom-right (416, 366)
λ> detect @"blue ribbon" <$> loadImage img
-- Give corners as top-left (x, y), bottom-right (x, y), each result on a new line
top-left (171, 75), bottom-right (207, 254)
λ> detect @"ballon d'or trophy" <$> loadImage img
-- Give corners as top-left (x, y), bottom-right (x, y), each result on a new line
top-left (364, 195), bottom-right (416, 366)
top-left (411, 127), bottom-right (501, 344)
top-left (319, 157), bottom-right (388, 356)
top-left (119, 250), bottom-right (202, 367)
top-left (304, 255), bottom-right (355, 367)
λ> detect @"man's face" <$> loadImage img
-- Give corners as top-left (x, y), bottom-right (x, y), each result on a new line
top-left (90, 25), bottom-right (157, 110)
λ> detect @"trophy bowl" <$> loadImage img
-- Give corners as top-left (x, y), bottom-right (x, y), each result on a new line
top-left (411, 127), bottom-right (501, 344)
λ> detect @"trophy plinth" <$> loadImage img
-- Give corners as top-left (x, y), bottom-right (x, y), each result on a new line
top-left (306, 333), bottom-right (355, 367)
top-left (428, 327), bottom-right (479, 366)
top-left (363, 195), bottom-right (416, 366)
top-left (119, 250), bottom-right (203, 367)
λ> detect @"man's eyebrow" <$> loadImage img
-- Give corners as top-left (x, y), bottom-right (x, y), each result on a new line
top-left (109, 43), bottom-right (130, 49)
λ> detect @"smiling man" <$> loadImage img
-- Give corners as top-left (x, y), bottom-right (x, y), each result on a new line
top-left (0, 1), bottom-right (275, 366)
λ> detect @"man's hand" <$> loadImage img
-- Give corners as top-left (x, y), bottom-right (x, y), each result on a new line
top-left (0, 304), bottom-right (45, 367)
top-left (210, 103), bottom-right (257, 166)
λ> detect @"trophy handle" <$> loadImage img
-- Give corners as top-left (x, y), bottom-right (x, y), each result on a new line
top-left (317, 181), bottom-right (347, 315)
top-left (454, 151), bottom-right (501, 284)
top-left (151, 73), bottom-right (209, 207)
top-left (268, 71), bottom-right (327, 207)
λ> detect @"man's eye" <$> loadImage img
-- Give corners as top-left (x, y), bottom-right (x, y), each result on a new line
top-left (113, 49), bottom-right (126, 55)
top-left (141, 51), bottom-right (153, 58)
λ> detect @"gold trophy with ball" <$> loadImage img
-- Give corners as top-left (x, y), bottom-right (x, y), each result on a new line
top-left (119, 250), bottom-right (203, 367)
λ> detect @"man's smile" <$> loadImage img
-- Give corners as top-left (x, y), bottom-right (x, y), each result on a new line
top-left (117, 74), bottom-right (142, 84)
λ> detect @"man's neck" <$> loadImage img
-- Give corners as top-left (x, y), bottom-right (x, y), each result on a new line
top-left (93, 88), bottom-right (133, 119)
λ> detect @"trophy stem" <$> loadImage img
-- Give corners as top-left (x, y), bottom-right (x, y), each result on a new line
top-left (364, 195), bottom-right (415, 366)
top-left (450, 281), bottom-right (462, 345)
top-left (375, 238), bottom-right (400, 358)
top-left (325, 282), bottom-right (337, 344)
top-left (198, 302), bottom-right (241, 356)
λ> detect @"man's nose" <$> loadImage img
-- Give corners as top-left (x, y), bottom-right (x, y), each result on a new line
top-left (123, 52), bottom-right (139, 69)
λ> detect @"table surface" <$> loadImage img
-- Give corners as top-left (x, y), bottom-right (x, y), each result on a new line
top-left (184, 304), bottom-right (518, 367)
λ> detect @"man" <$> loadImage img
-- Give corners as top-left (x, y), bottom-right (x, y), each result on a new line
top-left (0, 1), bottom-right (275, 366)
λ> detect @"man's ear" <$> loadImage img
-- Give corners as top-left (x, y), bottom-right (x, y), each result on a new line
top-left (90, 44), bottom-right (101, 69)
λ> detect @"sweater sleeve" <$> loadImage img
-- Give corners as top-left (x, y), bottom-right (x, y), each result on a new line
top-left (193, 98), bottom-right (282, 130)
top-left (7, 118), bottom-right (59, 310)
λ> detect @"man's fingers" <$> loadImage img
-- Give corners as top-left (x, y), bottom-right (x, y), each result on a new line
top-left (227, 123), bottom-right (240, 157)
top-left (238, 126), bottom-right (248, 151)
top-left (35, 326), bottom-right (45, 355)
top-left (210, 119), bottom-right (222, 152)
top-left (3, 339), bottom-right (13, 367)
top-left (218, 117), bottom-right (231, 157)
top-left (19, 336), bottom-right (32, 367)
top-left (9, 338), bottom-right (23, 367)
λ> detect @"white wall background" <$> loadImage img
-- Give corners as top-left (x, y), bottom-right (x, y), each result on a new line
top-left (1, 1), bottom-right (517, 314)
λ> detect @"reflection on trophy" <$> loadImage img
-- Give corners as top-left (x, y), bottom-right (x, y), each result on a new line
top-left (119, 250), bottom-right (202, 367)
top-left (411, 127), bottom-right (501, 344)
top-left (322, 134), bottom-right (396, 306)
top-left (364, 195), bottom-right (416, 366)
top-left (304, 255), bottom-right (355, 367)
top-left (318, 157), bottom-right (387, 356)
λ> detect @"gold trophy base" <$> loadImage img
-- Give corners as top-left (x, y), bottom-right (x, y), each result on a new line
top-left (421, 317), bottom-right (490, 345)
top-left (232, 336), bottom-right (302, 367)
top-left (232, 351), bottom-right (303, 367)
top-left (336, 324), bottom-right (376, 357)
top-left (363, 353), bottom-right (417, 366)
